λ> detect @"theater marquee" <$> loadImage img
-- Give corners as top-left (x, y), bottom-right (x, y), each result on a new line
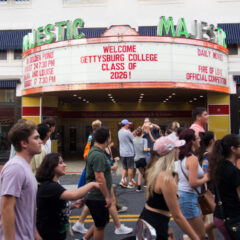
top-left (22, 35), bottom-right (229, 95)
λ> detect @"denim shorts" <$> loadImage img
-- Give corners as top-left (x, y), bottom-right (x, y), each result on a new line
top-left (178, 190), bottom-right (200, 219)
top-left (120, 156), bottom-right (135, 169)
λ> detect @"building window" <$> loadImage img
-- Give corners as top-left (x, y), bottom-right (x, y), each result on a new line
top-left (139, 0), bottom-right (183, 3)
top-left (0, 89), bottom-right (15, 103)
top-left (217, 0), bottom-right (240, 2)
top-left (14, 50), bottom-right (22, 60)
top-left (0, 0), bottom-right (32, 6)
top-left (63, 0), bottom-right (105, 4)
top-left (15, 0), bottom-right (30, 3)
top-left (228, 44), bottom-right (238, 55)
top-left (0, 121), bottom-right (12, 156)
top-left (0, 0), bottom-right (30, 6)
top-left (0, 50), bottom-right (7, 60)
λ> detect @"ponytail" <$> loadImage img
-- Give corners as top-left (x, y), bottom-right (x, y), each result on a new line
top-left (209, 134), bottom-right (239, 185)
top-left (179, 129), bottom-right (195, 160)
top-left (198, 131), bottom-right (214, 164)
top-left (209, 140), bottom-right (224, 185)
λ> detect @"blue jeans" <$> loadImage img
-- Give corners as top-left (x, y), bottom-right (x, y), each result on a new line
top-left (178, 190), bottom-right (200, 219)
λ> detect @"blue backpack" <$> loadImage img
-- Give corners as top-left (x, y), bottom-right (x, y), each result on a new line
top-left (78, 167), bottom-right (86, 188)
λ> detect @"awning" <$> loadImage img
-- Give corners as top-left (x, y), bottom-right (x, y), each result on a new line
top-left (234, 76), bottom-right (240, 84)
top-left (138, 26), bottom-right (157, 36)
top-left (218, 23), bottom-right (240, 45)
top-left (0, 80), bottom-right (18, 88)
top-left (0, 29), bottom-right (31, 50)
top-left (82, 27), bottom-right (107, 38)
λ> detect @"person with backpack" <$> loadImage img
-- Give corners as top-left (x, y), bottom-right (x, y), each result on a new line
top-left (133, 127), bottom-right (150, 192)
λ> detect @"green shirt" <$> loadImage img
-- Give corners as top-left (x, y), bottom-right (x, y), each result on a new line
top-left (85, 146), bottom-right (112, 201)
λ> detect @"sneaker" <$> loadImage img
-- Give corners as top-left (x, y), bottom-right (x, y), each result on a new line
top-left (72, 222), bottom-right (88, 234)
top-left (136, 186), bottom-right (142, 192)
top-left (127, 182), bottom-right (135, 189)
top-left (114, 224), bottom-right (133, 235)
top-left (119, 179), bottom-right (128, 188)
top-left (131, 179), bottom-right (137, 186)
top-left (117, 206), bottom-right (128, 213)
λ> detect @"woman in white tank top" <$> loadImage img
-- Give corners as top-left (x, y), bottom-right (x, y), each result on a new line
top-left (177, 129), bottom-right (209, 240)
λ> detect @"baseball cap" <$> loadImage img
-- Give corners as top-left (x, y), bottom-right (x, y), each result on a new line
top-left (121, 119), bottom-right (131, 125)
top-left (153, 136), bottom-right (186, 156)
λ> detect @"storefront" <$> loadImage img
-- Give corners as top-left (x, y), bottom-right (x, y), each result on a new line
top-left (0, 80), bottom-right (20, 160)
top-left (21, 17), bottom-right (232, 155)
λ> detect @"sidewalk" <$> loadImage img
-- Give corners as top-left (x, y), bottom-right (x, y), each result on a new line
top-left (0, 159), bottom-right (86, 174)
top-left (65, 160), bottom-right (85, 174)
top-left (0, 158), bottom-right (123, 175)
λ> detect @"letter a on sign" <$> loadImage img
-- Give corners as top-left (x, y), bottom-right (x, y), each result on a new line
top-left (176, 18), bottom-right (189, 38)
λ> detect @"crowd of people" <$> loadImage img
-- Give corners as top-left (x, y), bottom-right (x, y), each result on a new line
top-left (0, 107), bottom-right (240, 240)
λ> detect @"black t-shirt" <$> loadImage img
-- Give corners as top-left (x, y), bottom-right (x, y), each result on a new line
top-left (37, 181), bottom-right (70, 240)
top-left (214, 160), bottom-right (240, 219)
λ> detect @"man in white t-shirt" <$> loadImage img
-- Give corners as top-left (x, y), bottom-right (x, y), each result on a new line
top-left (31, 123), bottom-right (51, 175)
top-left (43, 118), bottom-right (56, 153)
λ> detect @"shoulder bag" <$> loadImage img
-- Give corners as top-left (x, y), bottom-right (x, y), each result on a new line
top-left (180, 161), bottom-right (215, 215)
top-left (215, 185), bottom-right (240, 240)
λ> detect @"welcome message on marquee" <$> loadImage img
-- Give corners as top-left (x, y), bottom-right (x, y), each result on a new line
top-left (23, 43), bottom-right (228, 89)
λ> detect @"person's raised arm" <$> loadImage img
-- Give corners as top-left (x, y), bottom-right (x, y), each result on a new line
top-left (161, 177), bottom-right (200, 240)
top-left (60, 182), bottom-right (100, 201)
top-left (1, 195), bottom-right (16, 240)
top-left (187, 155), bottom-right (208, 188)
top-left (151, 123), bottom-right (160, 130)
top-left (127, 130), bottom-right (134, 142)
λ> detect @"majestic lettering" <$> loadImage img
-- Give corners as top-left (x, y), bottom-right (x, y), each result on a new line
top-left (158, 16), bottom-right (227, 48)
top-left (23, 16), bottom-right (227, 54)
top-left (23, 18), bottom-right (84, 52)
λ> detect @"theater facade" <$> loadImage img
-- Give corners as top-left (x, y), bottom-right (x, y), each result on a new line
top-left (19, 16), bottom-right (234, 154)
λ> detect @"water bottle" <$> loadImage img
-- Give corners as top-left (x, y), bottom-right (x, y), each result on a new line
top-left (183, 234), bottom-right (190, 239)
top-left (202, 158), bottom-right (208, 173)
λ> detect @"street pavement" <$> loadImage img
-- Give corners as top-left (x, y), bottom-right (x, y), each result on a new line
top-left (60, 174), bottom-right (224, 240)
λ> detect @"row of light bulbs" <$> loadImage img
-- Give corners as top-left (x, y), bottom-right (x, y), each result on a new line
top-left (73, 94), bottom-right (90, 103)
top-left (188, 95), bottom-right (204, 103)
top-left (138, 93), bottom-right (144, 103)
top-left (72, 93), bottom-right (204, 104)
top-left (163, 93), bottom-right (176, 103)
top-left (108, 93), bottom-right (116, 103)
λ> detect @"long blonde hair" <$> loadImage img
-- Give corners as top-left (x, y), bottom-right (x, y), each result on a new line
top-left (146, 149), bottom-right (176, 200)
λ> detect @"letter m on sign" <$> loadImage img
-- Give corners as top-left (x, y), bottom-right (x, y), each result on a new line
top-left (158, 16), bottom-right (176, 37)
top-left (22, 34), bottom-right (30, 52)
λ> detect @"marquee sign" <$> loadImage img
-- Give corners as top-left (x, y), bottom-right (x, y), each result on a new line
top-left (22, 37), bottom-right (229, 94)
